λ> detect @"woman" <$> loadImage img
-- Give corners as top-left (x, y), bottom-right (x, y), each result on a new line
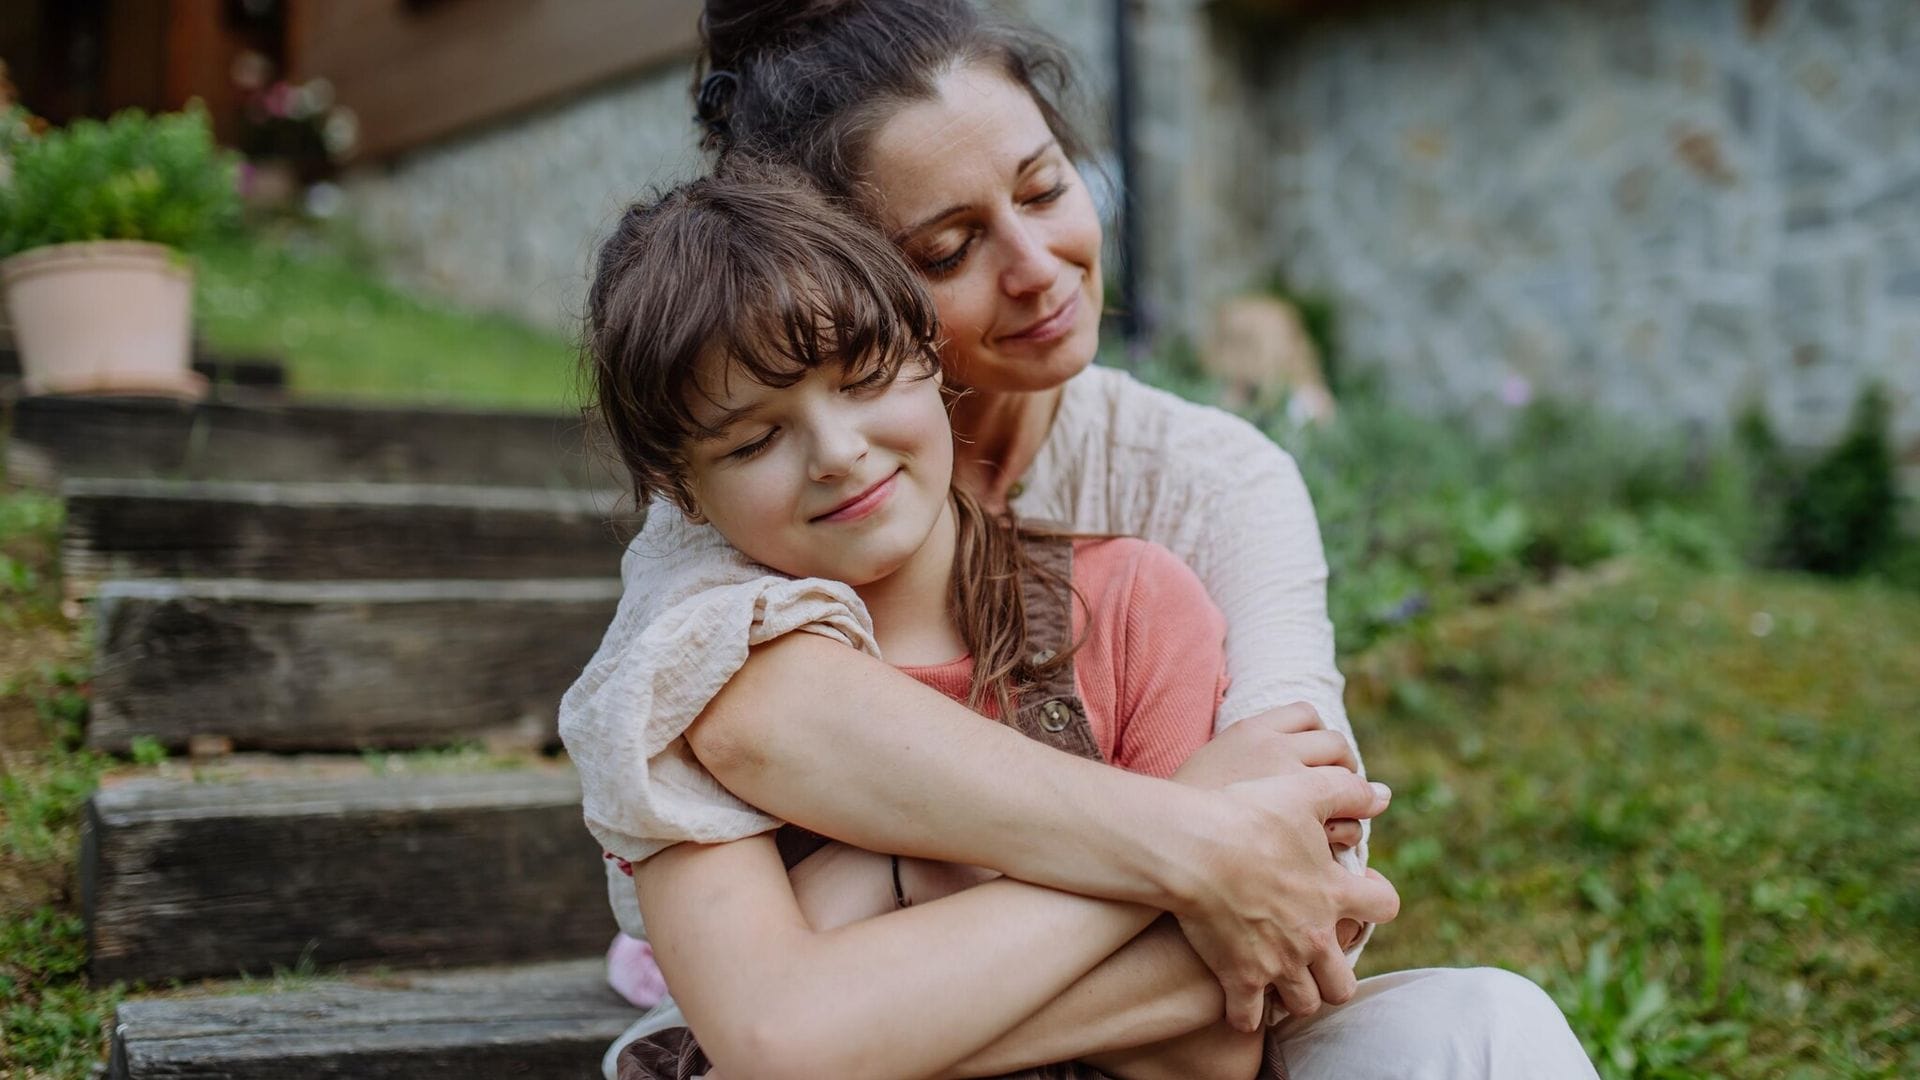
top-left (561, 1), bottom-right (1596, 1075)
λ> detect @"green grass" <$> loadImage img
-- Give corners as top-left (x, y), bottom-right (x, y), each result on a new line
top-left (0, 483), bottom-right (118, 1080)
top-left (0, 491), bottom-right (63, 628)
top-left (191, 226), bottom-right (578, 409)
top-left (1354, 560), bottom-right (1920, 1078)
top-left (0, 665), bottom-right (118, 1080)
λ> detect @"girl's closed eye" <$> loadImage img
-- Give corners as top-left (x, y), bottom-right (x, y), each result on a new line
top-left (842, 364), bottom-right (895, 394)
top-left (725, 428), bottom-right (779, 461)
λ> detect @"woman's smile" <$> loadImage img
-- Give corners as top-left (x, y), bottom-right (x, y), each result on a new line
top-left (998, 284), bottom-right (1082, 347)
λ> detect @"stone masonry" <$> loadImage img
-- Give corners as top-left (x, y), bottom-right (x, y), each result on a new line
top-left (340, 0), bottom-right (1919, 483)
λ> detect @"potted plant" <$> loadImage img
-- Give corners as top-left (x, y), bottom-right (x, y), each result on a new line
top-left (0, 104), bottom-right (239, 398)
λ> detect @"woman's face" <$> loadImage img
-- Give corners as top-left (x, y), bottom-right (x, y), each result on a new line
top-left (865, 65), bottom-right (1104, 394)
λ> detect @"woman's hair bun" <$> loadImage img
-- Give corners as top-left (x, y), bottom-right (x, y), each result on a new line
top-left (701, 0), bottom-right (860, 72)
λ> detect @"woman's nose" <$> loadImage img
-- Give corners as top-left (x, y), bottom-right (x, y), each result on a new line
top-left (999, 219), bottom-right (1058, 298)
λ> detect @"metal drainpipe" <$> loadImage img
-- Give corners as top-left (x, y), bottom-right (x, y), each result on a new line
top-left (1111, 0), bottom-right (1145, 352)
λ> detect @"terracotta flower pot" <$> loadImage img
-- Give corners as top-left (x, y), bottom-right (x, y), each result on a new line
top-left (0, 240), bottom-right (207, 399)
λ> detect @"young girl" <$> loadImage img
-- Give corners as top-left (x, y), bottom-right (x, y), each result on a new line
top-left (570, 162), bottom-right (1351, 1078)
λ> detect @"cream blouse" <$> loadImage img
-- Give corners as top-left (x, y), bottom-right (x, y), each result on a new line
top-left (560, 363), bottom-right (1368, 941)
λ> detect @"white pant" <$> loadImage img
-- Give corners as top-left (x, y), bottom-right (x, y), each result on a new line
top-left (1279, 967), bottom-right (1600, 1079)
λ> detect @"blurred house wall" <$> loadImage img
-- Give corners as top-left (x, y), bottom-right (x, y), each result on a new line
top-left (1214, 0), bottom-right (1918, 475)
top-left (331, 0), bottom-right (1918, 480)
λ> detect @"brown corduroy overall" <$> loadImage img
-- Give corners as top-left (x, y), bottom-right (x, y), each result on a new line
top-left (616, 535), bottom-right (1288, 1080)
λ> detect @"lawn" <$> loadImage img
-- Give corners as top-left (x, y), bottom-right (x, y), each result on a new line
top-left (191, 227), bottom-right (579, 410)
top-left (1353, 560), bottom-right (1920, 1076)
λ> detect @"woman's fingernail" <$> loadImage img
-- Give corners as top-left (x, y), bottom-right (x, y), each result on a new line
top-left (1370, 781), bottom-right (1392, 803)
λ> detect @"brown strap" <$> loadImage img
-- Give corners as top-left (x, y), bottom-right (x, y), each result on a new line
top-left (1006, 529), bottom-right (1102, 763)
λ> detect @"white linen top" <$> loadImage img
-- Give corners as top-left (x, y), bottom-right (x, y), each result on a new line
top-left (560, 363), bottom-right (1368, 941)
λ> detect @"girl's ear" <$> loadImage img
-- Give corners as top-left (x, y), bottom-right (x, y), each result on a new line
top-left (670, 481), bottom-right (709, 525)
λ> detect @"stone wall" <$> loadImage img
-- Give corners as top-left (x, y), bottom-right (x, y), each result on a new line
top-left (342, 62), bottom-right (704, 333)
top-left (340, 2), bottom-right (1115, 335)
top-left (1217, 0), bottom-right (1918, 469)
top-left (339, 0), bottom-right (1918, 481)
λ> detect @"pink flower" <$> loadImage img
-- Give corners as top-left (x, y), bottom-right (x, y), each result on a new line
top-left (263, 83), bottom-right (293, 119)
top-left (1501, 374), bottom-right (1534, 408)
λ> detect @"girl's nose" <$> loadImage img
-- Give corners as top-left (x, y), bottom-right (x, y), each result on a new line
top-left (807, 421), bottom-right (869, 482)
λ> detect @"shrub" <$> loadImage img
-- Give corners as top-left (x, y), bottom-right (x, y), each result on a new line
top-left (0, 104), bottom-right (240, 258)
top-left (1772, 386), bottom-right (1902, 577)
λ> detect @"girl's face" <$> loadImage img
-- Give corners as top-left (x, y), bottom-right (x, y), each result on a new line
top-left (866, 64), bottom-right (1104, 394)
top-left (682, 356), bottom-right (954, 587)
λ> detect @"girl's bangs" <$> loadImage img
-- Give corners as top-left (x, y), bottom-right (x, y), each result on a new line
top-left (684, 220), bottom-right (941, 440)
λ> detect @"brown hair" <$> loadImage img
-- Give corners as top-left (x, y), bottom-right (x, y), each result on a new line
top-left (584, 161), bottom-right (1076, 717)
top-left (692, 0), bottom-right (1090, 202)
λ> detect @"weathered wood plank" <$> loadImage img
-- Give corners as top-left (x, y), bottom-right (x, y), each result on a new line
top-left (108, 959), bottom-right (631, 1079)
top-left (85, 770), bottom-right (614, 984)
top-left (89, 579), bottom-right (624, 752)
top-left (61, 479), bottom-right (636, 591)
top-left (3, 395), bottom-right (615, 489)
top-left (0, 346), bottom-right (287, 397)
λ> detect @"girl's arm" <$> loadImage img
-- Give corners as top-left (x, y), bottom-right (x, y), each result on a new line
top-left (779, 847), bottom-right (1252, 1077)
top-left (941, 917), bottom-right (1261, 1079)
top-left (637, 833), bottom-right (1160, 1080)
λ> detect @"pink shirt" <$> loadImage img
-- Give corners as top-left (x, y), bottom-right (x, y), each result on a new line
top-left (897, 537), bottom-right (1225, 778)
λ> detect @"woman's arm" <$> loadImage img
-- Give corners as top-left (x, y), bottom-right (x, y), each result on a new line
top-left (691, 631), bottom-right (1396, 1029)
top-left (659, 723), bottom-right (1380, 1077)
top-left (637, 833), bottom-right (1159, 1080)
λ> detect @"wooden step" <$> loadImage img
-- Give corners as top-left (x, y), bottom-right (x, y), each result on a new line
top-left (84, 765), bottom-right (614, 984)
top-left (61, 478), bottom-right (637, 592)
top-left (0, 344), bottom-right (288, 400)
top-left (108, 958), bottom-right (632, 1079)
top-left (89, 578), bottom-right (623, 752)
top-left (4, 395), bottom-right (613, 489)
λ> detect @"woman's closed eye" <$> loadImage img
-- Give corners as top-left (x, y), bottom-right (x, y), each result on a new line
top-left (919, 181), bottom-right (1073, 278)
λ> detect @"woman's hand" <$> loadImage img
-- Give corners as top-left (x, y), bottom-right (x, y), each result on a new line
top-left (1161, 705), bottom-right (1399, 1032)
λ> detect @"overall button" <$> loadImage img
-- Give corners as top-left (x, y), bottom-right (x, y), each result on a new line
top-left (1031, 648), bottom-right (1056, 666)
top-left (1039, 699), bottom-right (1072, 733)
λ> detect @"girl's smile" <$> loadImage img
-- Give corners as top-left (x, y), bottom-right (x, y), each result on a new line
top-left (812, 468), bottom-right (901, 523)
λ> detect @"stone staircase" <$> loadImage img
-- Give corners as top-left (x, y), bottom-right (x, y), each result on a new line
top-left (6, 393), bottom-right (646, 1078)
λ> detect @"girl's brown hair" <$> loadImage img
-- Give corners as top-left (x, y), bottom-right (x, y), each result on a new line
top-left (585, 161), bottom-right (1076, 716)
top-left (692, 0), bottom-right (1090, 203)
